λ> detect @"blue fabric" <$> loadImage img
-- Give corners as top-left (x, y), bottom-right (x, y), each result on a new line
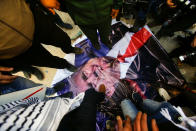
top-left (120, 99), bottom-right (179, 124)
top-left (0, 77), bottom-right (40, 95)
top-left (142, 99), bottom-right (180, 124)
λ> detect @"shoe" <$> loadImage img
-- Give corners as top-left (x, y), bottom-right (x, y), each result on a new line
top-left (22, 66), bottom-right (44, 80)
top-left (57, 22), bottom-right (73, 29)
top-left (66, 63), bottom-right (77, 72)
top-left (158, 88), bottom-right (171, 101)
top-left (73, 47), bottom-right (83, 54)
top-left (92, 42), bottom-right (101, 50)
top-left (54, 13), bottom-right (73, 29)
top-left (105, 43), bottom-right (113, 49)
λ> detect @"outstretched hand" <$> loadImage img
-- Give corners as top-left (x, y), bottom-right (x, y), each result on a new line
top-left (117, 112), bottom-right (159, 131)
top-left (40, 0), bottom-right (60, 14)
top-left (0, 67), bottom-right (18, 85)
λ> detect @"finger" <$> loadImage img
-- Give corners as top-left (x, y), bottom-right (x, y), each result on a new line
top-left (134, 111), bottom-right (142, 131)
top-left (124, 116), bottom-right (132, 130)
top-left (151, 119), bottom-right (159, 131)
top-left (141, 113), bottom-right (148, 131)
top-left (48, 8), bottom-right (56, 15)
top-left (0, 67), bottom-right (13, 72)
top-left (116, 116), bottom-right (123, 131)
top-left (0, 79), bottom-right (15, 84)
top-left (0, 75), bottom-right (18, 80)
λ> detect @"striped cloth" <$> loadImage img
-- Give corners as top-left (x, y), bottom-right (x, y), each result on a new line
top-left (0, 97), bottom-right (41, 114)
top-left (0, 93), bottom-right (84, 131)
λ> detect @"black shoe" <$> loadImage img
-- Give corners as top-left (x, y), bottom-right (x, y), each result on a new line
top-left (73, 47), bottom-right (83, 54)
top-left (105, 43), bottom-right (113, 49)
top-left (54, 14), bottom-right (73, 29)
top-left (133, 19), bottom-right (146, 32)
top-left (66, 63), bottom-right (77, 72)
top-left (92, 42), bottom-right (101, 50)
top-left (22, 66), bottom-right (44, 80)
top-left (56, 22), bottom-right (73, 29)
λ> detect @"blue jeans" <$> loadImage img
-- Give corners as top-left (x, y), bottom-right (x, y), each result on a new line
top-left (120, 99), bottom-right (179, 124)
top-left (0, 77), bottom-right (41, 95)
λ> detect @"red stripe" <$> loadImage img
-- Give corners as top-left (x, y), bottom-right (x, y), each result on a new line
top-left (118, 28), bottom-right (152, 62)
top-left (23, 88), bottom-right (43, 100)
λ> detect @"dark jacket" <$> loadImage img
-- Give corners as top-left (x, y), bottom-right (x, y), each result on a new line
top-left (59, 0), bottom-right (122, 25)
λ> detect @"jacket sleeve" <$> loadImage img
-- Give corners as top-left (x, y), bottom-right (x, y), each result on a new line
top-left (113, 0), bottom-right (123, 9)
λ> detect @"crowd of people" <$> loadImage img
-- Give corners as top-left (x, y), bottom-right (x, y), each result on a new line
top-left (0, 0), bottom-right (196, 130)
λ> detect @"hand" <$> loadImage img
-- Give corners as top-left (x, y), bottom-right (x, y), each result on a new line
top-left (191, 35), bottom-right (196, 47)
top-left (111, 9), bottom-right (119, 19)
top-left (0, 67), bottom-right (18, 85)
top-left (167, 0), bottom-right (177, 8)
top-left (40, 0), bottom-right (60, 14)
top-left (117, 112), bottom-right (159, 131)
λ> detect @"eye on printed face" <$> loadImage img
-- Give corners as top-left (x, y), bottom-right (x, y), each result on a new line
top-left (72, 57), bottom-right (121, 97)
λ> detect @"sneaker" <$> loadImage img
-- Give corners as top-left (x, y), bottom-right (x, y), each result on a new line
top-left (158, 88), bottom-right (171, 101)
top-left (73, 47), bottom-right (83, 54)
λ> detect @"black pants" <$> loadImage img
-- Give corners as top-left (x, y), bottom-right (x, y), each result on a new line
top-left (78, 17), bottom-right (112, 47)
top-left (0, 4), bottom-right (75, 69)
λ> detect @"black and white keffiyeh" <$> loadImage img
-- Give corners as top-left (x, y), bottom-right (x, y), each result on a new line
top-left (0, 93), bottom-right (84, 131)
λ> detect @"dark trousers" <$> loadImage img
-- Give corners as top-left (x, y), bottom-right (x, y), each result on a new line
top-left (168, 91), bottom-right (196, 113)
top-left (78, 17), bottom-right (112, 47)
top-left (0, 4), bottom-right (74, 69)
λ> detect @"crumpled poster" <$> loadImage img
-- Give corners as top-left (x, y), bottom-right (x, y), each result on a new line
top-left (51, 22), bottom-right (185, 131)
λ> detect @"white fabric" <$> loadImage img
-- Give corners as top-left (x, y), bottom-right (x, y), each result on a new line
top-left (0, 93), bottom-right (85, 131)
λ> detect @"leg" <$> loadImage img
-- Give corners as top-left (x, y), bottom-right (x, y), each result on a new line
top-left (32, 4), bottom-right (75, 54)
top-left (97, 17), bottom-right (113, 49)
top-left (0, 76), bottom-right (41, 95)
top-left (23, 44), bottom-right (77, 71)
top-left (1, 44), bottom-right (77, 71)
top-left (79, 25), bottom-right (100, 50)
